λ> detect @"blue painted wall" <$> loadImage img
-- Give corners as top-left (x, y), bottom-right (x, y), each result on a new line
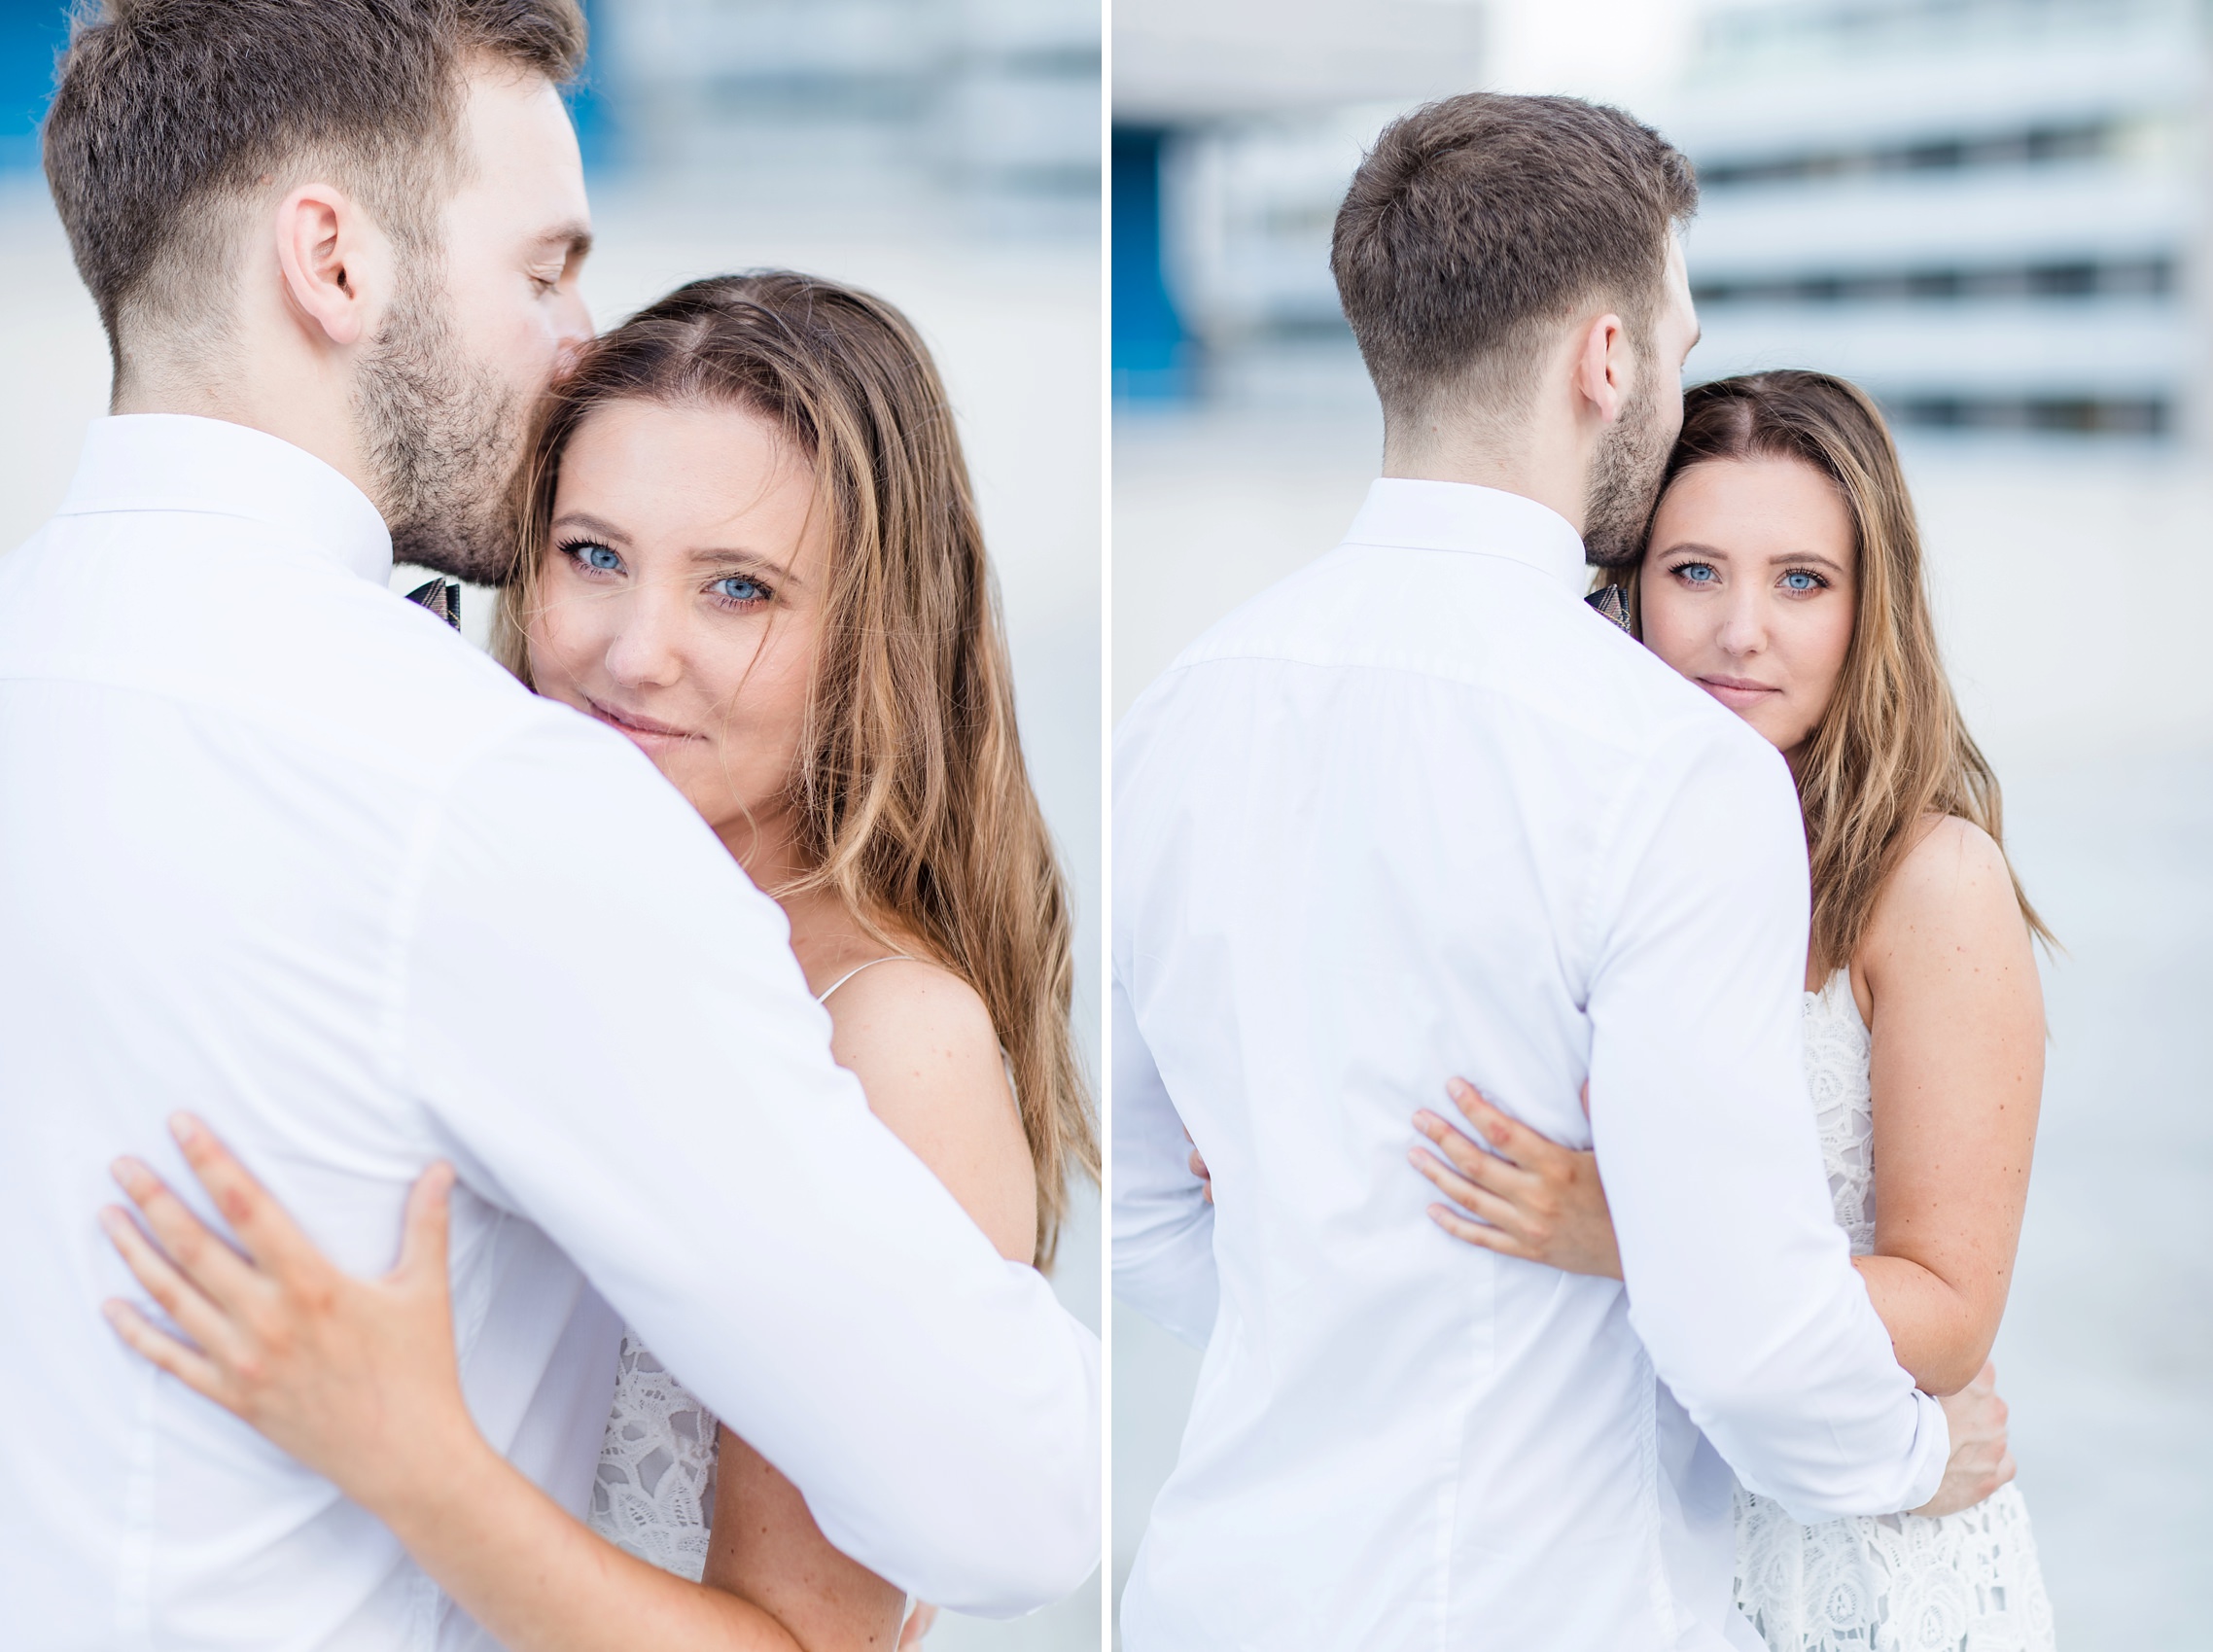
top-left (0, 0), bottom-right (68, 171)
top-left (1111, 124), bottom-right (1188, 402)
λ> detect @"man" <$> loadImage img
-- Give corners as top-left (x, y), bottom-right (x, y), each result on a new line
top-left (0, 2), bottom-right (1096, 1644)
top-left (1112, 95), bottom-right (1953, 1648)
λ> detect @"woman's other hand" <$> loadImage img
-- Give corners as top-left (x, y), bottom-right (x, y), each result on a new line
top-left (1912, 1359), bottom-right (2017, 1518)
top-left (98, 1113), bottom-right (472, 1520)
top-left (1185, 1131), bottom-right (1212, 1204)
top-left (1410, 1079), bottom-right (1622, 1280)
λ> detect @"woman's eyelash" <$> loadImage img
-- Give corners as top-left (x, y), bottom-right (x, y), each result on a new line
top-left (556, 537), bottom-right (623, 573)
top-left (709, 574), bottom-right (774, 608)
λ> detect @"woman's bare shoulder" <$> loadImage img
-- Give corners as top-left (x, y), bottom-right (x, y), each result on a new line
top-left (822, 955), bottom-right (1036, 1260)
top-left (823, 956), bottom-right (1003, 1079)
top-left (1860, 813), bottom-right (2035, 983)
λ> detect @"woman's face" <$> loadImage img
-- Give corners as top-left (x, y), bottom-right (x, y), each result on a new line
top-left (1638, 456), bottom-right (1858, 762)
top-left (525, 398), bottom-right (830, 861)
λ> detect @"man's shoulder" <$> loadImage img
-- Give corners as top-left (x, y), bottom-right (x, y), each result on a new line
top-left (1122, 540), bottom-right (1748, 765)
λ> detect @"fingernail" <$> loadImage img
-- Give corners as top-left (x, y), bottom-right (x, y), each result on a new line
top-left (109, 1157), bottom-right (143, 1190)
top-left (96, 1207), bottom-right (129, 1241)
top-left (169, 1113), bottom-right (198, 1146)
top-left (98, 1298), bottom-right (124, 1324)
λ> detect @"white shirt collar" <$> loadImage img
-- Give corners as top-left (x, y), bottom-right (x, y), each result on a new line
top-left (1343, 477), bottom-right (1589, 598)
top-left (55, 414), bottom-right (394, 586)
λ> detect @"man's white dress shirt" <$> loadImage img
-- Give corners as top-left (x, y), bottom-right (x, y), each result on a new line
top-left (1112, 479), bottom-right (1946, 1651)
top-left (0, 416), bottom-right (1099, 1648)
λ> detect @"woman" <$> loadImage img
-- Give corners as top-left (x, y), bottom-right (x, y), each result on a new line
top-left (95, 273), bottom-right (1095, 1650)
top-left (1407, 371), bottom-right (2056, 1651)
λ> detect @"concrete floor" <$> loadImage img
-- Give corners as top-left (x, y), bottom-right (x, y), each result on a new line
top-left (1109, 391), bottom-right (2213, 1647)
top-left (0, 178), bottom-right (1105, 1652)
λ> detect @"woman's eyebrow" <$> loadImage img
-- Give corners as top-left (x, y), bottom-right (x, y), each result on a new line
top-left (689, 545), bottom-right (801, 585)
top-left (549, 510), bottom-right (632, 545)
top-left (1653, 540), bottom-right (1729, 559)
top-left (1768, 549), bottom-right (1847, 573)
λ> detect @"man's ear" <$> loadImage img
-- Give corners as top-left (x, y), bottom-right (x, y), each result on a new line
top-left (274, 184), bottom-right (383, 350)
top-left (1571, 311), bottom-right (1633, 427)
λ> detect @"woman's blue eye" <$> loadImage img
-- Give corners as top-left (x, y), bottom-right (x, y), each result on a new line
top-left (1677, 563), bottom-right (1718, 584)
top-left (567, 542), bottom-right (621, 572)
top-left (714, 576), bottom-right (770, 605)
top-left (1782, 570), bottom-right (1821, 592)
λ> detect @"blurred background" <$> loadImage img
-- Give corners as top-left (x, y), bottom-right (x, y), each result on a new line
top-left (0, 1), bottom-right (1101, 1645)
top-left (1113, 0), bottom-right (2211, 1644)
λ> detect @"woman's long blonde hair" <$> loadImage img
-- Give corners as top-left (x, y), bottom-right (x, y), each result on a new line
top-left (494, 272), bottom-right (1097, 1264)
top-left (1610, 369), bottom-right (2050, 972)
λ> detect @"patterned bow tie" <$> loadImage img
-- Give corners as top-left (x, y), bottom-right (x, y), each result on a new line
top-left (406, 579), bottom-right (462, 630)
top-left (1585, 585), bottom-right (1632, 634)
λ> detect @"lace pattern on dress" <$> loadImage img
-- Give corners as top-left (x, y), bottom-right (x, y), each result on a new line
top-left (1803, 968), bottom-right (1878, 1257)
top-left (1731, 970), bottom-right (2056, 1652)
top-left (586, 1333), bottom-right (720, 1582)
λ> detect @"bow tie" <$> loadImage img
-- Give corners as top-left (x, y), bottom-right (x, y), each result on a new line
top-left (406, 579), bottom-right (462, 630)
top-left (1585, 585), bottom-right (1632, 634)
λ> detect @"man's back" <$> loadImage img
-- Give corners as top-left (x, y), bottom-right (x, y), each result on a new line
top-left (0, 416), bottom-right (1101, 1645)
top-left (1112, 480), bottom-right (1943, 1649)
top-left (0, 417), bottom-right (649, 1644)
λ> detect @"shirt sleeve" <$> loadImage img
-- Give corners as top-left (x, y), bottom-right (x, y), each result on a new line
top-left (394, 711), bottom-right (1100, 1615)
top-left (1108, 971), bottom-right (1219, 1348)
top-left (1583, 721), bottom-right (1949, 1523)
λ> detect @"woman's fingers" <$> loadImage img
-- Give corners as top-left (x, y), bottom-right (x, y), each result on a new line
top-left (100, 1297), bottom-right (231, 1406)
top-left (97, 1205), bottom-right (247, 1364)
top-left (1445, 1079), bottom-right (1562, 1170)
top-left (109, 1156), bottom-right (263, 1313)
top-left (1423, 1201), bottom-right (1539, 1261)
top-left (1408, 1146), bottom-right (1526, 1236)
top-left (168, 1113), bottom-right (319, 1280)
top-left (394, 1162), bottom-right (455, 1285)
top-left (1412, 1108), bottom-right (1530, 1199)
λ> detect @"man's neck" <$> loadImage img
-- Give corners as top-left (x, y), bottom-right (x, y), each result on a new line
top-left (112, 359), bottom-right (383, 515)
top-left (1381, 419), bottom-right (1590, 537)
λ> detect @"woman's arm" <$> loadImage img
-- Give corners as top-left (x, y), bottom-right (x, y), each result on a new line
top-left (100, 1125), bottom-right (807, 1652)
top-left (1850, 815), bottom-right (2044, 1397)
top-left (700, 960), bottom-right (1038, 1644)
top-left (98, 964), bottom-right (1037, 1651)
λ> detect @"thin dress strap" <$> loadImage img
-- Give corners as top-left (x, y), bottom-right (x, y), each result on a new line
top-left (815, 955), bottom-right (917, 1005)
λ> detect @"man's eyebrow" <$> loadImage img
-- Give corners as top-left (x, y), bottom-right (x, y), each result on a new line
top-left (536, 221), bottom-right (593, 260)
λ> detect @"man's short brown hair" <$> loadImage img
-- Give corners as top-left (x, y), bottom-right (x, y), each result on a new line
top-left (1331, 93), bottom-right (1698, 426)
top-left (44, 0), bottom-right (585, 363)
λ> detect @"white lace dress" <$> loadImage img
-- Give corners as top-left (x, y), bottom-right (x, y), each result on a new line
top-left (587, 1335), bottom-right (722, 1580)
top-left (1731, 970), bottom-right (2056, 1652)
top-left (582, 955), bottom-right (917, 1582)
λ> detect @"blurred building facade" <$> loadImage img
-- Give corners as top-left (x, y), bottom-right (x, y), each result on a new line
top-left (1110, 0), bottom-right (1488, 398)
top-left (596, 0), bottom-right (1099, 224)
top-left (1117, 0), bottom-right (2213, 454)
top-left (0, 0), bottom-right (1100, 232)
top-left (1669, 0), bottom-right (2212, 444)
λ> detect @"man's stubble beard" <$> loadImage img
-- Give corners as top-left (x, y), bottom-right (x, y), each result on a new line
top-left (355, 273), bottom-right (527, 585)
top-left (1581, 359), bottom-right (1674, 572)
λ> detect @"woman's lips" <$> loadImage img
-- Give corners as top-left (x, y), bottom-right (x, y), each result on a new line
top-left (582, 693), bottom-right (697, 750)
top-left (1696, 675), bottom-right (1781, 713)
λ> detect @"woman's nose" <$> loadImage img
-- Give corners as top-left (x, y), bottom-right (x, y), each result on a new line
top-left (1716, 595), bottom-right (1767, 657)
top-left (602, 595), bottom-right (685, 690)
